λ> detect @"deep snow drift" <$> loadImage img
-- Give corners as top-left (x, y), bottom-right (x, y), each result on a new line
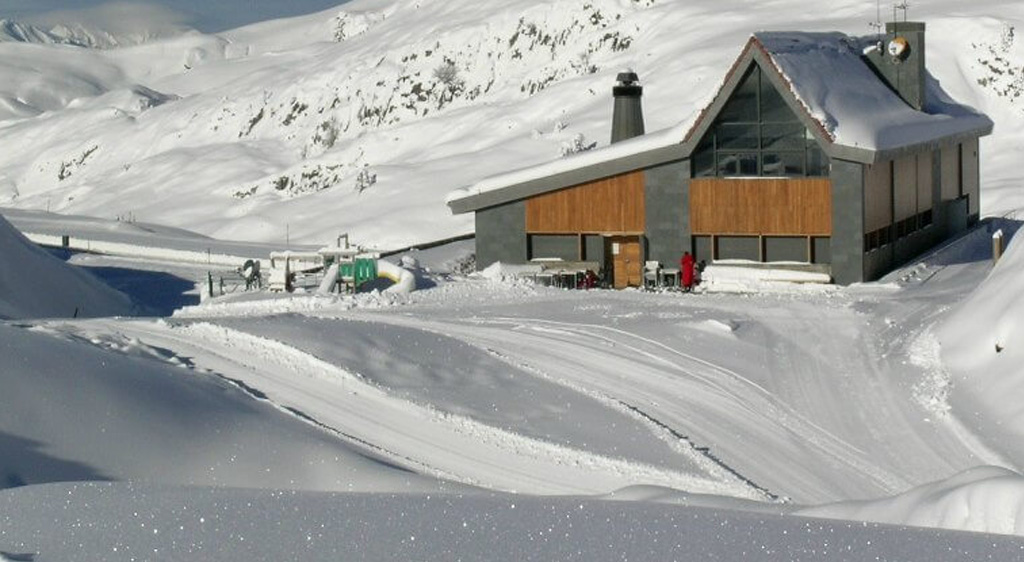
top-left (0, 214), bottom-right (132, 319)
top-left (3, 482), bottom-right (1024, 562)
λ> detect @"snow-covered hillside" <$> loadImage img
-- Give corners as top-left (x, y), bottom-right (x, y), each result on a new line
top-left (0, 0), bottom-right (1021, 249)
top-left (0, 2), bottom-right (199, 49)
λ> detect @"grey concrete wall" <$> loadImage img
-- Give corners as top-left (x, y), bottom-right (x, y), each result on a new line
top-left (963, 137), bottom-right (981, 223)
top-left (864, 246), bottom-right (894, 281)
top-left (693, 236), bottom-right (712, 263)
top-left (812, 237), bottom-right (831, 265)
top-left (893, 225), bottom-right (938, 265)
top-left (475, 201), bottom-right (527, 270)
top-left (945, 197), bottom-right (969, 235)
top-left (864, 22), bottom-right (927, 111)
top-left (831, 159), bottom-right (866, 284)
top-left (644, 159), bottom-right (689, 268)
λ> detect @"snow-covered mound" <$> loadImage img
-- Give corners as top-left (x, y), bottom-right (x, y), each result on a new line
top-left (0, 214), bottom-right (133, 319)
top-left (0, 0), bottom-right (1020, 249)
top-left (0, 320), bottom-right (448, 492)
top-left (3, 482), bottom-right (1024, 561)
top-left (937, 224), bottom-right (1024, 456)
top-left (798, 466), bottom-right (1024, 536)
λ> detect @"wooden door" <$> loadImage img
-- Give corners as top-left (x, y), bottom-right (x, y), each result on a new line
top-left (608, 236), bottom-right (641, 289)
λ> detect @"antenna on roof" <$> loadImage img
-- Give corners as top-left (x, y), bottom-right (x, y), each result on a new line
top-left (869, 0), bottom-right (884, 42)
top-left (894, 1), bottom-right (909, 23)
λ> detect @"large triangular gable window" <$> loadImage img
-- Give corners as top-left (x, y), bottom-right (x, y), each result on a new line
top-left (693, 64), bottom-right (828, 178)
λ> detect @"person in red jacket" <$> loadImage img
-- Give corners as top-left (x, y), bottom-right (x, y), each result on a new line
top-left (680, 251), bottom-right (695, 292)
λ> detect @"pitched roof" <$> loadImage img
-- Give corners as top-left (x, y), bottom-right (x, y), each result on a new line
top-left (448, 30), bottom-right (992, 214)
top-left (750, 31), bottom-right (992, 153)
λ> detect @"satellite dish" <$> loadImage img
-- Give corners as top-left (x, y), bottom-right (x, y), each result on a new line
top-left (887, 36), bottom-right (909, 60)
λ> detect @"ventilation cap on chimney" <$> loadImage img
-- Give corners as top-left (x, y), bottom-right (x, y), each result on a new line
top-left (611, 70), bottom-right (644, 143)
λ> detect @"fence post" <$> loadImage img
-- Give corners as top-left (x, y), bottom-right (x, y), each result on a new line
top-left (993, 229), bottom-right (1004, 264)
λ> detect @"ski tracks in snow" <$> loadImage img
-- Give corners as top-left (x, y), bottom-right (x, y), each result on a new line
top-left (357, 313), bottom-right (923, 502)
top-left (72, 318), bottom-right (764, 499)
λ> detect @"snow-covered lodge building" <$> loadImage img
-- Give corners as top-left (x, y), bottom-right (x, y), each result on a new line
top-left (446, 22), bottom-right (992, 286)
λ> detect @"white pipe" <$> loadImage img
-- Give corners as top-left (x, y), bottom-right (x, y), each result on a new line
top-left (377, 260), bottom-right (416, 293)
top-left (317, 263), bottom-right (341, 294)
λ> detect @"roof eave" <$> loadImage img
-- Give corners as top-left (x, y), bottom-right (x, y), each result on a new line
top-left (447, 143), bottom-right (688, 214)
top-left (827, 119), bottom-right (994, 165)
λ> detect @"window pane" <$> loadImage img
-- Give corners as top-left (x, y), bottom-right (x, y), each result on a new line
top-left (761, 123), bottom-right (805, 150)
top-left (762, 152), bottom-right (805, 176)
top-left (719, 153), bottom-right (758, 176)
top-left (718, 67), bottom-right (759, 123)
top-left (716, 123), bottom-right (759, 149)
top-left (760, 76), bottom-right (798, 123)
top-left (693, 141), bottom-right (715, 177)
top-left (806, 146), bottom-right (829, 176)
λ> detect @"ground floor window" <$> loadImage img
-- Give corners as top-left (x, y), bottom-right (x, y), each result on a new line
top-left (693, 235), bottom-right (831, 264)
top-left (864, 209), bottom-right (934, 253)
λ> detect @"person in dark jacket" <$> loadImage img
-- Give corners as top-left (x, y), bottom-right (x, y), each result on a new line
top-left (680, 251), bottom-right (695, 292)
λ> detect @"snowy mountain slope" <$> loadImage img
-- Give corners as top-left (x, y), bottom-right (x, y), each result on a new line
top-left (0, 214), bottom-right (132, 319)
top-left (0, 3), bottom-right (196, 49)
top-left (0, 0), bottom-right (1020, 249)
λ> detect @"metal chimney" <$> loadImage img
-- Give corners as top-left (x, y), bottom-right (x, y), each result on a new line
top-left (611, 71), bottom-right (645, 143)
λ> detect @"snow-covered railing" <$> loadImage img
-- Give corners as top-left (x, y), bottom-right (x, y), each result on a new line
top-left (23, 231), bottom-right (261, 268)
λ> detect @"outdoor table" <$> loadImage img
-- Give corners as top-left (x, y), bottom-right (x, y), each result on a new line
top-left (660, 268), bottom-right (680, 288)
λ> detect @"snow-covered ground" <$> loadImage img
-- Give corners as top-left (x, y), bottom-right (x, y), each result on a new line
top-left (3, 210), bottom-right (1024, 558)
top-left (3, 0), bottom-right (1024, 558)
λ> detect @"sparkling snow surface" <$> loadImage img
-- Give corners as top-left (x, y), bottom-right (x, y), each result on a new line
top-left (2, 0), bottom-right (1024, 559)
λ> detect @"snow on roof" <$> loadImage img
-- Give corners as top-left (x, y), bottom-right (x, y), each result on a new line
top-left (444, 120), bottom-right (691, 206)
top-left (447, 29), bottom-right (992, 211)
top-left (752, 31), bottom-right (992, 152)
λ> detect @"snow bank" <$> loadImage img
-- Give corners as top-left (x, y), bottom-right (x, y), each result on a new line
top-left (0, 321), bottom-right (447, 492)
top-left (377, 259), bottom-right (416, 293)
top-left (798, 466), bottom-right (1024, 536)
top-left (937, 226), bottom-right (1024, 445)
top-left (701, 263), bottom-right (833, 293)
top-left (0, 214), bottom-right (133, 319)
top-left (4, 482), bottom-right (1024, 561)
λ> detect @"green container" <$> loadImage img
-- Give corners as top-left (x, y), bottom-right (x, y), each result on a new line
top-left (354, 258), bottom-right (377, 287)
top-left (339, 262), bottom-right (356, 281)
top-left (337, 258), bottom-right (377, 288)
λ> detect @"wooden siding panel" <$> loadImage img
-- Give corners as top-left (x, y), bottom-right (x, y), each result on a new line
top-left (865, 161), bottom-right (893, 233)
top-left (691, 178), bottom-right (832, 236)
top-left (894, 155), bottom-right (917, 221)
top-left (940, 144), bottom-right (959, 201)
top-left (526, 171), bottom-right (645, 233)
top-left (917, 152), bottom-right (933, 211)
